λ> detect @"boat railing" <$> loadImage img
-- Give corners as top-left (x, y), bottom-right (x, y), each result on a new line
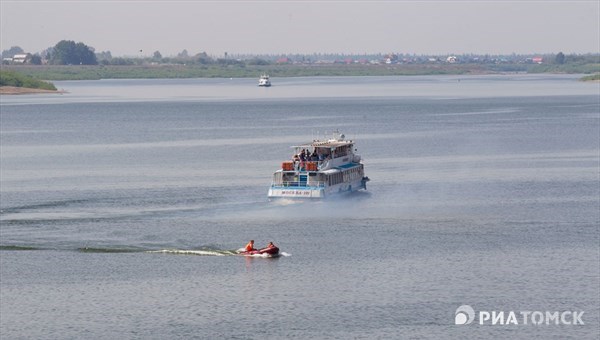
top-left (271, 181), bottom-right (326, 188)
top-left (282, 160), bottom-right (327, 171)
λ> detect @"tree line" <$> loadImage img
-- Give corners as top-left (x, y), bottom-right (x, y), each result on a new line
top-left (2, 40), bottom-right (599, 67)
top-left (1, 41), bottom-right (258, 66)
top-left (2, 40), bottom-right (97, 65)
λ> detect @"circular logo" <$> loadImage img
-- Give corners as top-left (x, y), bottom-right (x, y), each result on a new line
top-left (455, 305), bottom-right (475, 325)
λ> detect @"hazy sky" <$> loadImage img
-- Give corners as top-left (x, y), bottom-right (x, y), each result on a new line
top-left (1, 0), bottom-right (598, 57)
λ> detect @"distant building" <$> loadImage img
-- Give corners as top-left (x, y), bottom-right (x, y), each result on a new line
top-left (384, 53), bottom-right (398, 64)
top-left (12, 54), bottom-right (29, 63)
top-left (446, 56), bottom-right (458, 63)
top-left (532, 57), bottom-right (543, 64)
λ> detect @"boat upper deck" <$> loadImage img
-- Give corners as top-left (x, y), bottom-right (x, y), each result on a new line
top-left (292, 139), bottom-right (354, 149)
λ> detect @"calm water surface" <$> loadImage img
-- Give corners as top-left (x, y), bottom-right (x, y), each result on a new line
top-left (1, 75), bottom-right (599, 339)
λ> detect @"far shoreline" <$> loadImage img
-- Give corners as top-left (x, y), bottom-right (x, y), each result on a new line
top-left (3, 62), bottom-right (599, 82)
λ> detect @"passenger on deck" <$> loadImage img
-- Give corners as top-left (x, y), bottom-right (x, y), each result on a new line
top-left (299, 149), bottom-right (306, 161)
top-left (311, 150), bottom-right (319, 161)
top-left (265, 241), bottom-right (276, 249)
top-left (245, 240), bottom-right (255, 252)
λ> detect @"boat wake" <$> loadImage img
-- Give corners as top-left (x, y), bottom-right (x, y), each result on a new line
top-left (0, 244), bottom-right (291, 257)
top-left (270, 198), bottom-right (305, 206)
top-left (148, 249), bottom-right (239, 256)
top-left (149, 248), bottom-right (291, 257)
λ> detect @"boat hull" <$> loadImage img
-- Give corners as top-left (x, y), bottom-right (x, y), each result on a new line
top-left (268, 177), bottom-right (367, 199)
top-left (240, 247), bottom-right (279, 256)
top-left (268, 187), bottom-right (325, 198)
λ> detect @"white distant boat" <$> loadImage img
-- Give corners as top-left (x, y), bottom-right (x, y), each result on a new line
top-left (268, 131), bottom-right (370, 199)
top-left (258, 74), bottom-right (271, 87)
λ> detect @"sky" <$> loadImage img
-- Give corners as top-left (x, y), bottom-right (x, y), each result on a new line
top-left (1, 0), bottom-right (599, 57)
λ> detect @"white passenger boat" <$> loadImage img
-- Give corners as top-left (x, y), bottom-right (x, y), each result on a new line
top-left (268, 132), bottom-right (370, 198)
top-left (258, 74), bottom-right (271, 87)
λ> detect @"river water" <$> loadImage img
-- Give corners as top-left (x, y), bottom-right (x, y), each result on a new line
top-left (1, 75), bottom-right (598, 339)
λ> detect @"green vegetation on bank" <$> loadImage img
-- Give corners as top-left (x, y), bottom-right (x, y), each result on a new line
top-left (2, 62), bottom-right (599, 82)
top-left (580, 73), bottom-right (600, 81)
top-left (0, 70), bottom-right (57, 90)
top-left (1, 64), bottom-right (477, 80)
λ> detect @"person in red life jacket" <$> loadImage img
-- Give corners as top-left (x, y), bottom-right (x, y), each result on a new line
top-left (244, 240), bottom-right (255, 252)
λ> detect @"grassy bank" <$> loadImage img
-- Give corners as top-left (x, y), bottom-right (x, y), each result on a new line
top-left (2, 63), bottom-right (599, 81)
top-left (1, 64), bottom-right (487, 80)
top-left (580, 73), bottom-right (600, 81)
top-left (0, 70), bottom-right (57, 90)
